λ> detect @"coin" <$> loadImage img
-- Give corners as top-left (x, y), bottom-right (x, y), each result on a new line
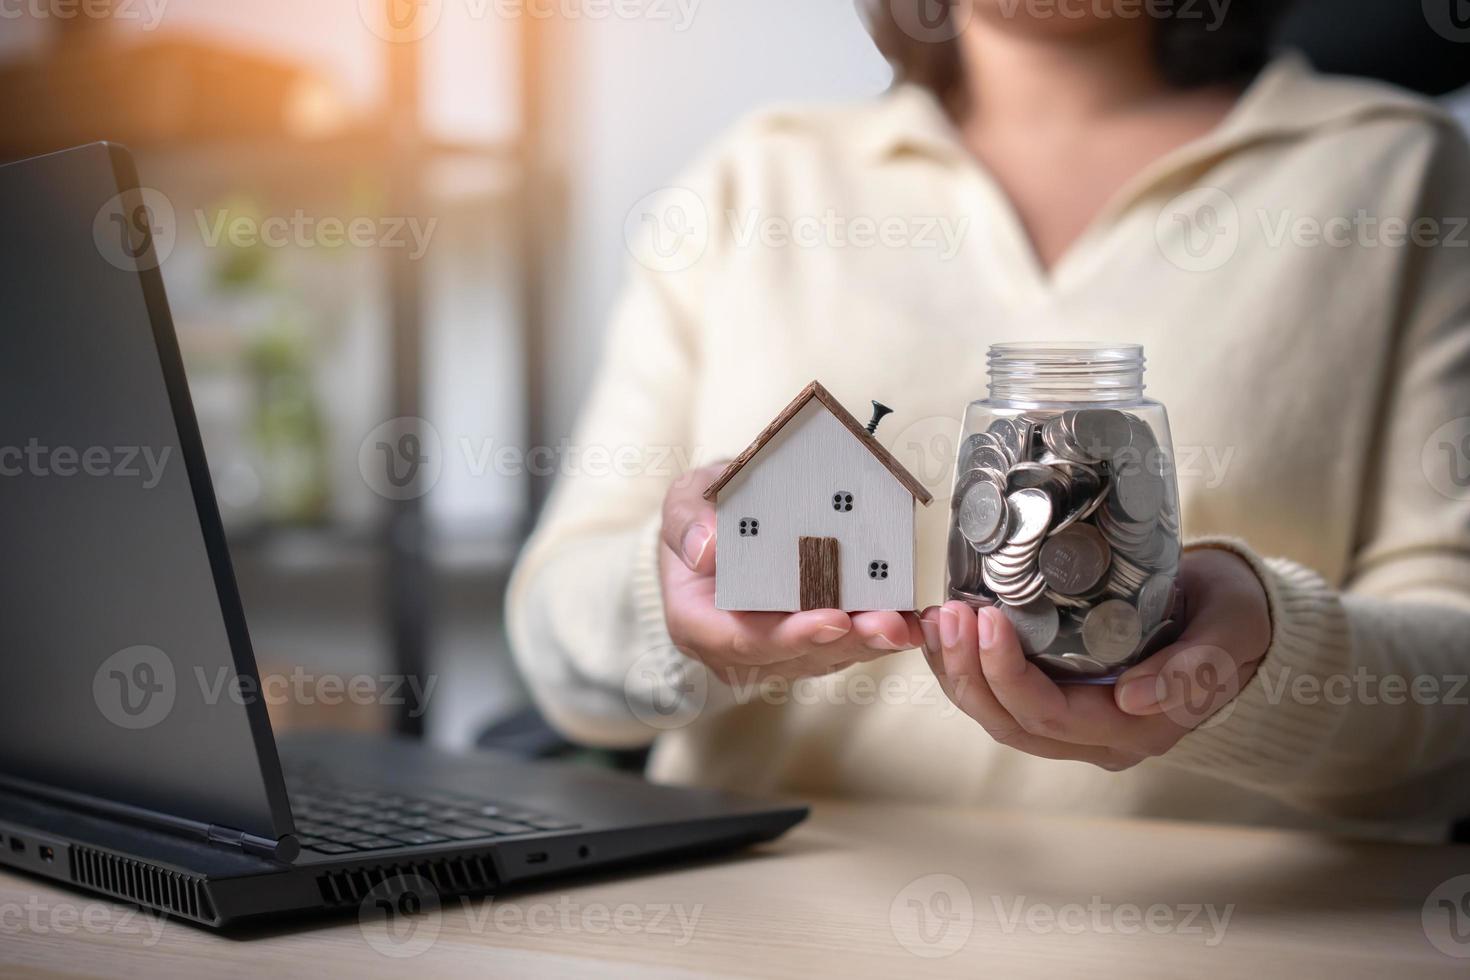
top-left (1038, 524), bottom-right (1111, 596)
top-left (1112, 467), bottom-right (1165, 523)
top-left (959, 432), bottom-right (994, 463)
top-left (948, 527), bottom-right (983, 592)
top-left (971, 445), bottom-right (1011, 474)
top-left (1081, 600), bottom-right (1144, 666)
top-left (1137, 573), bottom-right (1176, 631)
top-left (1001, 598), bottom-right (1060, 656)
top-left (1071, 409), bottom-right (1131, 463)
top-left (1005, 489), bottom-right (1053, 547)
top-left (1031, 652), bottom-right (1090, 675)
top-left (945, 406), bottom-right (1182, 681)
top-left (986, 418), bottom-right (1025, 463)
top-left (1058, 652), bottom-right (1113, 676)
top-left (949, 588), bottom-right (996, 610)
top-left (958, 481), bottom-right (1006, 548)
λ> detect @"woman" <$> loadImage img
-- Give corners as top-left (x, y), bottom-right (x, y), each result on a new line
top-left (507, 1), bottom-right (1470, 838)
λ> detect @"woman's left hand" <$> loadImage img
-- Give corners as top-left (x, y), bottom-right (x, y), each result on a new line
top-left (919, 548), bottom-right (1272, 770)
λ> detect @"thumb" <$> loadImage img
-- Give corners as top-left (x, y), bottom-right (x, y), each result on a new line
top-left (661, 463), bottom-right (726, 574)
top-left (1114, 637), bottom-right (1243, 729)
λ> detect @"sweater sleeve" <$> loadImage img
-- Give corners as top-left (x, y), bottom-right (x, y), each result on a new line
top-left (503, 267), bottom-right (707, 747)
top-left (1164, 127), bottom-right (1470, 824)
top-left (504, 141), bottom-right (751, 747)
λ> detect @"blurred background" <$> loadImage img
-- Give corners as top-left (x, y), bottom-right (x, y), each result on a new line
top-left (3, 0), bottom-right (1466, 752)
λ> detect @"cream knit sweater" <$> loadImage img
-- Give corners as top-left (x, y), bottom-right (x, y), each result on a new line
top-left (507, 56), bottom-right (1470, 840)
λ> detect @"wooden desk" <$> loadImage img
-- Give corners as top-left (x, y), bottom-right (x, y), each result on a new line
top-left (2, 800), bottom-right (1467, 979)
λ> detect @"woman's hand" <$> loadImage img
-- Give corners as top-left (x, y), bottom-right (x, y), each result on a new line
top-left (919, 548), bottom-right (1271, 770)
top-left (660, 464), bottom-right (922, 684)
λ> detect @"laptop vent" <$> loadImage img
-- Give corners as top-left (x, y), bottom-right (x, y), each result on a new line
top-left (69, 846), bottom-right (215, 923)
top-left (315, 854), bottom-right (500, 907)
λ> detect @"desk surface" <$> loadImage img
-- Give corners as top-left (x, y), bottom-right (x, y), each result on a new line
top-left (2, 800), bottom-right (1467, 979)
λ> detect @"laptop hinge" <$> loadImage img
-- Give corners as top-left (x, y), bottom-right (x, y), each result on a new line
top-left (0, 772), bottom-right (297, 863)
top-left (208, 823), bottom-right (299, 862)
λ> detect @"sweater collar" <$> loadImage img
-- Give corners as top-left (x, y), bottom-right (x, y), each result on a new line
top-left (857, 52), bottom-right (1451, 170)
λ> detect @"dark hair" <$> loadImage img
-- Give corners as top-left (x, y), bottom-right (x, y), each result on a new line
top-left (863, 1), bottom-right (1297, 110)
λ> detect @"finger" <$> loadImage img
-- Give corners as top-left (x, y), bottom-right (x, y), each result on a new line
top-left (935, 601), bottom-right (1026, 740)
top-left (1114, 637), bottom-right (1244, 728)
top-left (1104, 554), bottom-right (1263, 743)
top-left (746, 611), bottom-right (920, 676)
top-left (1160, 549), bottom-right (1270, 670)
top-left (972, 608), bottom-right (1151, 747)
top-left (897, 611), bottom-right (925, 649)
top-left (974, 606), bottom-right (1075, 738)
top-left (850, 610), bottom-right (921, 653)
top-left (714, 608), bottom-right (857, 669)
top-left (1112, 550), bottom-right (1263, 722)
top-left (978, 606), bottom-right (1182, 751)
top-left (927, 604), bottom-right (1140, 769)
top-left (763, 607), bottom-right (855, 652)
top-left (660, 463), bottom-right (727, 573)
top-left (661, 544), bottom-right (854, 667)
top-left (751, 651), bottom-right (863, 683)
top-left (919, 606), bottom-right (943, 673)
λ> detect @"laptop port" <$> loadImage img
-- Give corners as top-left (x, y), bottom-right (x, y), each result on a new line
top-left (9, 838), bottom-right (22, 854)
top-left (39, 846), bottom-right (54, 863)
top-left (525, 852), bottom-right (549, 865)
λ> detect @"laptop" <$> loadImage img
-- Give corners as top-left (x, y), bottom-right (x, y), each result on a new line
top-left (0, 143), bottom-right (805, 929)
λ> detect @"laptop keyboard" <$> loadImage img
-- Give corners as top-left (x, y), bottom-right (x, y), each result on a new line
top-left (285, 775), bottom-right (581, 856)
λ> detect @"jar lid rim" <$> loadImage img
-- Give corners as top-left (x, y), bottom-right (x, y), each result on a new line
top-left (989, 341), bottom-right (1142, 354)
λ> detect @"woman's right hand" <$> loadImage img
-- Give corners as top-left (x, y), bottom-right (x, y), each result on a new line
top-left (659, 464), bottom-right (922, 684)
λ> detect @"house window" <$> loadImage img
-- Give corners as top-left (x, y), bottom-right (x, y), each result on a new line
top-left (738, 518), bottom-right (759, 537)
top-left (832, 491), bottom-right (854, 512)
top-left (868, 560), bottom-right (889, 580)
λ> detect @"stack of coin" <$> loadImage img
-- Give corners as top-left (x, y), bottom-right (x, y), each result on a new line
top-left (947, 409), bottom-right (1185, 680)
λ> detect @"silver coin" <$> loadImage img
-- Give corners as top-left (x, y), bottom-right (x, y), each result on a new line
top-left (1005, 489), bottom-right (1052, 547)
top-left (1146, 615), bottom-right (1187, 654)
top-left (1001, 598), bottom-right (1060, 656)
top-left (949, 406), bottom-right (1182, 671)
top-left (948, 527), bottom-right (983, 592)
top-left (982, 561), bottom-right (1025, 593)
top-left (959, 432), bottom-right (996, 464)
top-left (951, 467), bottom-right (983, 511)
top-left (1038, 524), bottom-right (1111, 596)
top-left (986, 554), bottom-right (1037, 579)
top-left (986, 418), bottom-right (1024, 463)
top-left (1005, 462), bottom-right (1053, 492)
top-left (949, 588), bottom-right (996, 609)
top-left (1112, 468), bottom-right (1165, 523)
top-left (1132, 525), bottom-right (1176, 569)
top-left (1045, 589), bottom-right (1093, 611)
top-left (983, 561), bottom-right (1032, 591)
top-left (971, 445), bottom-right (1011, 474)
top-left (988, 542), bottom-right (1038, 565)
top-left (1071, 409), bottom-right (1131, 464)
top-left (1031, 652), bottom-right (1090, 676)
top-left (999, 572), bottom-right (1049, 607)
top-left (958, 480), bottom-right (1007, 548)
top-left (1081, 600), bottom-right (1143, 666)
top-left (1137, 619), bottom-right (1177, 659)
top-left (1058, 652), bottom-right (1113, 676)
top-left (986, 573), bottom-right (1042, 606)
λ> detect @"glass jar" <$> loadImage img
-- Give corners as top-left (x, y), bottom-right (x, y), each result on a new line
top-left (945, 343), bottom-right (1185, 684)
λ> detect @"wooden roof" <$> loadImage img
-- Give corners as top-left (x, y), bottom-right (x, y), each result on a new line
top-left (702, 380), bottom-right (934, 505)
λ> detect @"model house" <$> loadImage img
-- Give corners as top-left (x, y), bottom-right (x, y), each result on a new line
top-left (703, 381), bottom-right (933, 612)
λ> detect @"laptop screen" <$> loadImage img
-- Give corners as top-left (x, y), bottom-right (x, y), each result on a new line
top-left (0, 144), bottom-right (291, 844)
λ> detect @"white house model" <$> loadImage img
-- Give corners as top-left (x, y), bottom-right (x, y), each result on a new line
top-left (703, 381), bottom-right (933, 612)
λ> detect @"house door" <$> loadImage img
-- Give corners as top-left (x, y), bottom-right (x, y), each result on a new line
top-left (798, 537), bottom-right (840, 611)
